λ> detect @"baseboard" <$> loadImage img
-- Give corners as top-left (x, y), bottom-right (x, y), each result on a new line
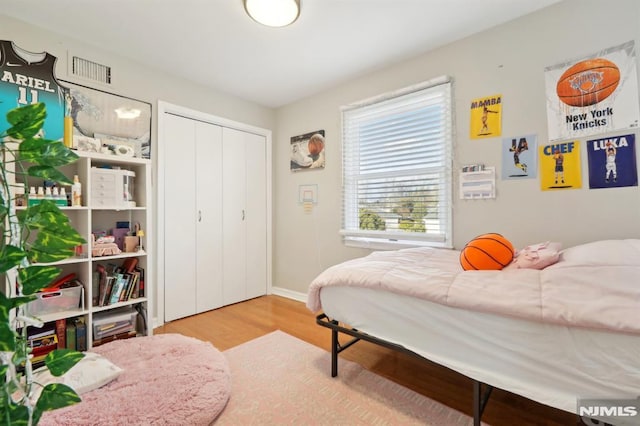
top-left (270, 286), bottom-right (307, 303)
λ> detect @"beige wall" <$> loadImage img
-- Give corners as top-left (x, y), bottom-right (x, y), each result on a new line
top-left (273, 0), bottom-right (640, 295)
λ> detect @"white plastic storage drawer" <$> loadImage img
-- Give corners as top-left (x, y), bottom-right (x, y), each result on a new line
top-left (93, 309), bottom-right (137, 340)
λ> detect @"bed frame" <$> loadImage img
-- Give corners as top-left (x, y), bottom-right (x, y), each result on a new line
top-left (316, 313), bottom-right (494, 426)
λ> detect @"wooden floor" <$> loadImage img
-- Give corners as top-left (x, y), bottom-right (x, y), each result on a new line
top-left (154, 295), bottom-right (579, 426)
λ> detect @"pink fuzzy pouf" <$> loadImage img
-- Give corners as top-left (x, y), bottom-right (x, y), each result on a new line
top-left (39, 334), bottom-right (231, 426)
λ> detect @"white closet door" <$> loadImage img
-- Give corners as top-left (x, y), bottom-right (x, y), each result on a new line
top-left (164, 114), bottom-right (197, 321)
top-left (245, 133), bottom-right (267, 299)
top-left (195, 121), bottom-right (223, 312)
top-left (222, 128), bottom-right (247, 305)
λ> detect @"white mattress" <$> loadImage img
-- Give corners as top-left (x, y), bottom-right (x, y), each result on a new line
top-left (321, 285), bottom-right (640, 422)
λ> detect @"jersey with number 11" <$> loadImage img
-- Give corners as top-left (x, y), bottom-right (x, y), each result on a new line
top-left (0, 40), bottom-right (65, 141)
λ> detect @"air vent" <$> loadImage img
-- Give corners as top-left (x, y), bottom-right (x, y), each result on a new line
top-left (71, 56), bottom-right (112, 85)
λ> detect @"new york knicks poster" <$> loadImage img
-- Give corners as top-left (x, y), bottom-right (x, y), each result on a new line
top-left (544, 41), bottom-right (639, 142)
top-left (586, 133), bottom-right (637, 189)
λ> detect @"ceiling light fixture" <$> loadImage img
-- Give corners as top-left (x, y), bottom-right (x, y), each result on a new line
top-left (244, 0), bottom-right (300, 27)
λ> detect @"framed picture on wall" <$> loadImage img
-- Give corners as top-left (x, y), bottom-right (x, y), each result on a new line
top-left (60, 80), bottom-right (152, 159)
top-left (290, 130), bottom-right (325, 172)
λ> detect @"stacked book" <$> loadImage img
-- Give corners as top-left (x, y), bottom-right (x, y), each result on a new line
top-left (28, 327), bottom-right (58, 366)
top-left (94, 258), bottom-right (145, 307)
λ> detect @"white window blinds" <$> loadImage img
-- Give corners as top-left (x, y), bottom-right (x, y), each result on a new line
top-left (341, 78), bottom-right (453, 248)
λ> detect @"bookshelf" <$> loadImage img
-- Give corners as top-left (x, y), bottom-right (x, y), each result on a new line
top-left (12, 150), bottom-right (153, 352)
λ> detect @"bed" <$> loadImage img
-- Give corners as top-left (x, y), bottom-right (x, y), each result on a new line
top-left (307, 239), bottom-right (640, 426)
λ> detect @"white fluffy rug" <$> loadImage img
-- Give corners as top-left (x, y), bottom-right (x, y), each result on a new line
top-left (39, 334), bottom-right (231, 426)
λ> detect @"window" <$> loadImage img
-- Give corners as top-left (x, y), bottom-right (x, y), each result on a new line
top-left (341, 77), bottom-right (453, 249)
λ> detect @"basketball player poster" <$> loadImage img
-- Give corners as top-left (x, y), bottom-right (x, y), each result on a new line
top-left (544, 40), bottom-right (639, 142)
top-left (501, 134), bottom-right (537, 180)
top-left (469, 94), bottom-right (502, 139)
top-left (539, 140), bottom-right (582, 190)
top-left (290, 129), bottom-right (325, 172)
top-left (586, 133), bottom-right (637, 189)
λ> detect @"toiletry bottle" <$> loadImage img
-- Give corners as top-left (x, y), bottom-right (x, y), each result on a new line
top-left (60, 187), bottom-right (69, 206)
top-left (72, 175), bottom-right (82, 207)
top-left (28, 186), bottom-right (36, 205)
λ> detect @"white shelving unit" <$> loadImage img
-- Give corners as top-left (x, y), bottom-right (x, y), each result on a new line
top-left (14, 150), bottom-right (153, 349)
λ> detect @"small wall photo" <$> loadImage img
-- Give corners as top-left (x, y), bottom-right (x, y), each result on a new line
top-left (290, 130), bottom-right (325, 172)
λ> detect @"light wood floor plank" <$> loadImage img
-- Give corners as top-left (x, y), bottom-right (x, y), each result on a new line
top-left (154, 295), bottom-right (577, 426)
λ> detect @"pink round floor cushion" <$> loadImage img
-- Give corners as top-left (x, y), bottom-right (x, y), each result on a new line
top-left (39, 334), bottom-right (231, 426)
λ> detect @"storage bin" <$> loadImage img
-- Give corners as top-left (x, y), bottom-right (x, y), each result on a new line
top-left (93, 309), bottom-right (137, 340)
top-left (25, 284), bottom-right (84, 316)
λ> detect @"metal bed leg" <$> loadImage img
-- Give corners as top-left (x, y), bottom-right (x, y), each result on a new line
top-left (331, 321), bottom-right (339, 377)
top-left (473, 380), bottom-right (493, 426)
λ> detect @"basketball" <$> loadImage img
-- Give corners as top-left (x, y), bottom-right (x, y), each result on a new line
top-left (556, 58), bottom-right (620, 107)
top-left (308, 134), bottom-right (324, 156)
top-left (460, 233), bottom-right (515, 271)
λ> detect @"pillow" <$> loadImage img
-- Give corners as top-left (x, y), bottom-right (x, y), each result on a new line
top-left (31, 351), bottom-right (123, 396)
top-left (503, 241), bottom-right (561, 270)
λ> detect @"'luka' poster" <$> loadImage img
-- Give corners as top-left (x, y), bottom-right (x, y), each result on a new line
top-left (544, 40), bottom-right (639, 142)
top-left (586, 133), bottom-right (637, 189)
top-left (539, 141), bottom-right (581, 190)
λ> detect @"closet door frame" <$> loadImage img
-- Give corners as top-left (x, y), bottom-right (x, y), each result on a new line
top-left (157, 101), bottom-right (273, 326)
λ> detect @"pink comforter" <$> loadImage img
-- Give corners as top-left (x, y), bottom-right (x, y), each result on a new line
top-left (307, 239), bottom-right (640, 335)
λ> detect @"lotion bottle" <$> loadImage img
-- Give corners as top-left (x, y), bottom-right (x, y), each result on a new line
top-left (71, 175), bottom-right (82, 207)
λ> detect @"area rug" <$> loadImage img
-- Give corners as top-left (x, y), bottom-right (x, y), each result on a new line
top-left (215, 330), bottom-right (476, 425)
top-left (39, 334), bottom-right (231, 425)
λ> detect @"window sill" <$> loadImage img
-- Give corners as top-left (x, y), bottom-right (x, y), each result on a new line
top-left (343, 237), bottom-right (452, 251)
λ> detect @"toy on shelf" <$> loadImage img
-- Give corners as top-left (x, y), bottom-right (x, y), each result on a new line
top-left (91, 234), bottom-right (121, 257)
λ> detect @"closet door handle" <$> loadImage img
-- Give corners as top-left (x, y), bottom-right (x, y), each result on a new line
top-left (198, 210), bottom-right (202, 222)
top-left (242, 210), bottom-right (245, 221)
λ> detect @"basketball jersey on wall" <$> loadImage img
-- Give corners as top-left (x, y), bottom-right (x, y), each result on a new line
top-left (0, 40), bottom-right (66, 140)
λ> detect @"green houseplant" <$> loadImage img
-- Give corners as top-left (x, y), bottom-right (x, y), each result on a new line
top-left (1, 103), bottom-right (86, 425)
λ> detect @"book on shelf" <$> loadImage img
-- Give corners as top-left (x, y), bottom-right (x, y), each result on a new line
top-left (55, 318), bottom-right (66, 349)
top-left (95, 261), bottom-right (145, 306)
top-left (28, 328), bottom-right (57, 365)
top-left (126, 271), bottom-right (140, 300)
top-left (118, 273), bottom-right (132, 302)
top-left (97, 264), bottom-right (108, 306)
top-left (92, 270), bottom-right (100, 307)
top-left (122, 257), bottom-right (138, 274)
top-left (65, 321), bottom-right (77, 351)
top-left (108, 273), bottom-right (127, 305)
top-left (135, 266), bottom-right (145, 298)
top-left (74, 318), bottom-right (87, 351)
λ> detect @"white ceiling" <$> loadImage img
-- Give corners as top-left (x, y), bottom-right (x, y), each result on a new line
top-left (2, 0), bottom-right (562, 108)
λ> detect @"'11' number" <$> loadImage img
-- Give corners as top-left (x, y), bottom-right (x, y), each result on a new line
top-left (17, 87), bottom-right (39, 105)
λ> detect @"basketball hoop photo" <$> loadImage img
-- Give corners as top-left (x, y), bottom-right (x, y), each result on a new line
top-left (290, 129), bottom-right (325, 172)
